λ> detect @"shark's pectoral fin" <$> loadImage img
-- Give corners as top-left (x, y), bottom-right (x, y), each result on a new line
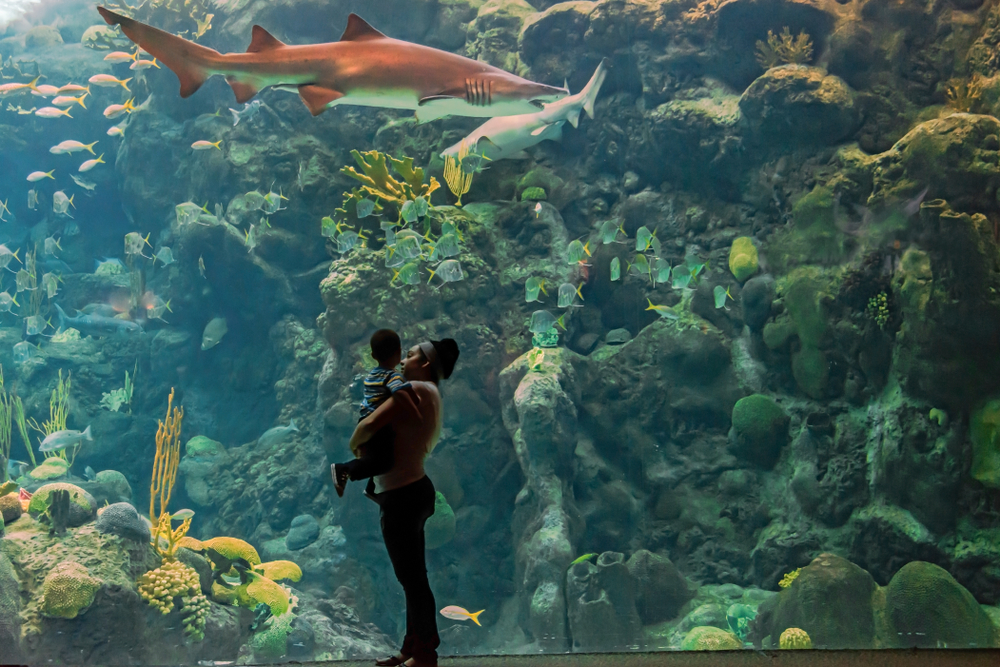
top-left (298, 85), bottom-right (344, 116)
top-left (415, 95), bottom-right (460, 124)
top-left (247, 25), bottom-right (286, 52)
top-left (226, 77), bottom-right (260, 104)
top-left (530, 125), bottom-right (551, 137)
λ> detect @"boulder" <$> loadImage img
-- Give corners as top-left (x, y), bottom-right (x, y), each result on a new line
top-left (739, 66), bottom-right (858, 149)
top-left (565, 552), bottom-right (642, 651)
top-left (625, 549), bottom-right (693, 624)
top-left (728, 394), bottom-right (789, 468)
top-left (770, 553), bottom-right (877, 649)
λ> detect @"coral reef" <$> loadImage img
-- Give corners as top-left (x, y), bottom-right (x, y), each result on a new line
top-left (41, 561), bottom-right (101, 619)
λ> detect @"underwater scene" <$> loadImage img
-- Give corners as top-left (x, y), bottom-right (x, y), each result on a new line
top-left (0, 0), bottom-right (1000, 663)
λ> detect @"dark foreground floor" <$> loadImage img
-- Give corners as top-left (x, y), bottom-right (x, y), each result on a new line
top-left (314, 649), bottom-right (1000, 667)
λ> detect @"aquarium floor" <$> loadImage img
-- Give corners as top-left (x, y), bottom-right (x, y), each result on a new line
top-left (314, 649), bottom-right (1000, 667)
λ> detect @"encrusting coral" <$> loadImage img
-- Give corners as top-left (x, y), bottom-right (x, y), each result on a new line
top-left (40, 561), bottom-right (101, 619)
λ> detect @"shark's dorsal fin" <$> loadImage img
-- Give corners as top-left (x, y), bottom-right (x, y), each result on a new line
top-left (340, 14), bottom-right (387, 42)
top-left (247, 25), bottom-right (286, 53)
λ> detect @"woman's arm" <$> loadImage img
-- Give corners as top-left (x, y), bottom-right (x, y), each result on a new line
top-left (348, 394), bottom-right (404, 453)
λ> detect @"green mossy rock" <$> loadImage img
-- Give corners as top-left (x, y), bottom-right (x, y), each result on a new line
top-left (27, 483), bottom-right (96, 528)
top-left (680, 625), bottom-right (743, 650)
top-left (521, 187), bottom-right (547, 201)
top-left (728, 237), bottom-right (759, 282)
top-left (185, 435), bottom-right (226, 459)
top-left (771, 553), bottom-right (877, 649)
top-left (883, 561), bottom-right (995, 648)
top-left (791, 345), bottom-right (829, 399)
top-left (29, 457), bottom-right (70, 481)
top-left (728, 394), bottom-right (789, 469)
top-left (425, 491), bottom-right (456, 550)
top-left (970, 398), bottom-right (1000, 489)
top-left (766, 186), bottom-right (850, 270)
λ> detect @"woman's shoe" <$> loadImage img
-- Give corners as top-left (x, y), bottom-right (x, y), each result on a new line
top-left (401, 658), bottom-right (437, 667)
top-left (374, 655), bottom-right (408, 666)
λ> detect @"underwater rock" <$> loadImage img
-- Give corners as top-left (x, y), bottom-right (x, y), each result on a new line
top-left (27, 482), bottom-right (96, 528)
top-left (179, 436), bottom-right (231, 507)
top-left (882, 561), bottom-right (995, 648)
top-left (626, 549), bottom-right (693, 624)
top-left (92, 470), bottom-right (133, 504)
top-left (847, 504), bottom-right (945, 587)
top-left (769, 553), bottom-right (877, 649)
top-left (970, 397), bottom-right (1000, 489)
top-left (871, 114), bottom-right (1000, 210)
top-left (680, 625), bottom-right (743, 650)
top-left (425, 491), bottom-right (457, 550)
top-left (739, 65), bottom-right (858, 149)
top-left (728, 394), bottom-right (789, 468)
top-left (95, 502), bottom-right (150, 543)
top-left (24, 25), bottom-right (63, 50)
top-left (565, 551), bottom-right (642, 651)
top-left (728, 237), bottom-right (759, 283)
top-left (286, 514), bottom-right (320, 551)
top-left (0, 552), bottom-right (20, 660)
top-left (499, 348), bottom-right (578, 651)
top-left (605, 328), bottom-right (632, 345)
top-left (740, 275), bottom-right (774, 332)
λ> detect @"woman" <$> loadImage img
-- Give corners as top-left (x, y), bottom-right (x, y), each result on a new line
top-left (338, 338), bottom-right (460, 667)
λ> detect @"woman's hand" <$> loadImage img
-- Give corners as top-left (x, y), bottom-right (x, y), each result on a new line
top-left (348, 394), bottom-right (402, 452)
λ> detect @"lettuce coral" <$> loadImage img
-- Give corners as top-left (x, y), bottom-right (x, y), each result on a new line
top-left (201, 536), bottom-right (261, 566)
top-left (255, 560), bottom-right (302, 582)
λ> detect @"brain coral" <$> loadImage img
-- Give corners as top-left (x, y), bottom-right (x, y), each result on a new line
top-left (780, 627), bottom-right (812, 649)
top-left (680, 626), bottom-right (743, 650)
top-left (41, 561), bottom-right (101, 619)
top-left (95, 502), bottom-right (151, 543)
top-left (884, 561), bottom-right (995, 648)
top-left (0, 494), bottom-right (21, 524)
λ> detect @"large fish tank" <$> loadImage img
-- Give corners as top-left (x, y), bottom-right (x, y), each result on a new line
top-left (0, 0), bottom-right (999, 663)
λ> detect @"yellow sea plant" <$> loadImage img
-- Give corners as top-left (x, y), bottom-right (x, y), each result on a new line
top-left (341, 149), bottom-right (440, 211)
top-left (755, 27), bottom-right (813, 69)
top-left (778, 568), bottom-right (801, 589)
top-left (443, 139), bottom-right (474, 206)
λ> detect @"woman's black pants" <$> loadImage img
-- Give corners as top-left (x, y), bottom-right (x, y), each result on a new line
top-left (376, 475), bottom-right (440, 662)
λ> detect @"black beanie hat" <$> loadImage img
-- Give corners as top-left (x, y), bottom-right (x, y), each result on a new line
top-left (431, 338), bottom-right (459, 380)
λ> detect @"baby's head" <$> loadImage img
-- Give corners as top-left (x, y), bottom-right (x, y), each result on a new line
top-left (370, 329), bottom-right (402, 369)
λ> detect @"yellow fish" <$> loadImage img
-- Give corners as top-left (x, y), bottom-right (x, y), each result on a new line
top-left (191, 140), bottom-right (222, 151)
top-left (439, 606), bottom-right (484, 626)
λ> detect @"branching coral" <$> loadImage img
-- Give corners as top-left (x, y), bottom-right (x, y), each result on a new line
top-left (150, 388), bottom-right (185, 560)
top-left (137, 559), bottom-right (209, 640)
top-left (340, 149), bottom-right (440, 217)
top-left (755, 27), bottom-right (814, 69)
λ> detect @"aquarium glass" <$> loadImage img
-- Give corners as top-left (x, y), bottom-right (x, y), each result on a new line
top-left (0, 0), bottom-right (999, 663)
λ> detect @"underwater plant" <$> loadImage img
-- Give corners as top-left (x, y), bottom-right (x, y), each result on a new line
top-left (755, 27), bottom-right (814, 69)
top-left (945, 74), bottom-right (983, 113)
top-left (340, 149), bottom-right (440, 218)
top-left (100, 368), bottom-right (134, 414)
top-left (25, 370), bottom-right (75, 466)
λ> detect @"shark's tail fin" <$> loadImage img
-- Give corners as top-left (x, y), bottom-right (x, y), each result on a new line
top-left (98, 6), bottom-right (218, 98)
top-left (54, 303), bottom-right (68, 332)
top-left (567, 58), bottom-right (609, 128)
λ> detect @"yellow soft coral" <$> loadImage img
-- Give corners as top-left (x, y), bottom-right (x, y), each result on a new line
top-left (41, 561), bottom-right (101, 619)
top-left (779, 568), bottom-right (802, 589)
top-left (201, 536), bottom-right (261, 566)
top-left (255, 560), bottom-right (302, 583)
top-left (780, 627), bottom-right (812, 649)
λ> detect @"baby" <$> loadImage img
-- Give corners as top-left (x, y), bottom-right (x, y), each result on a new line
top-left (333, 329), bottom-right (421, 498)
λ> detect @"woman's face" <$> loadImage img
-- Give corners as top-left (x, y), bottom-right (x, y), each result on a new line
top-left (402, 344), bottom-right (427, 380)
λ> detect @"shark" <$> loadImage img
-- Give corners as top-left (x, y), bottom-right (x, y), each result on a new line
top-left (97, 7), bottom-right (569, 122)
top-left (442, 59), bottom-right (608, 162)
top-left (54, 304), bottom-right (143, 337)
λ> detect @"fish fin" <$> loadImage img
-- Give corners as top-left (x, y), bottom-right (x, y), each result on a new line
top-left (98, 7), bottom-right (217, 99)
top-left (298, 84), bottom-right (344, 116)
top-left (566, 107), bottom-right (581, 129)
top-left (230, 108), bottom-right (241, 125)
top-left (469, 609), bottom-right (484, 626)
top-left (339, 14), bottom-right (387, 42)
top-left (581, 58), bottom-right (608, 119)
top-left (415, 97), bottom-right (456, 123)
top-left (226, 77), bottom-right (259, 104)
top-left (247, 25), bottom-right (286, 52)
top-left (529, 125), bottom-right (550, 137)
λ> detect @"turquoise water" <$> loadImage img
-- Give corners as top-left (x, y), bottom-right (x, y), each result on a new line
top-left (0, 0), bottom-right (999, 663)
